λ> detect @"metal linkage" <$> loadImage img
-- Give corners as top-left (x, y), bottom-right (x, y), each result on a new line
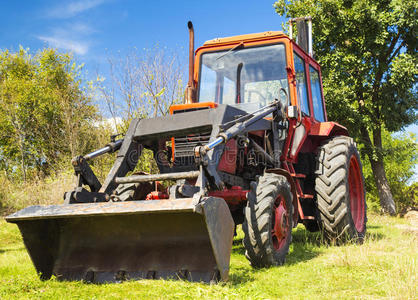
top-left (84, 139), bottom-right (123, 161)
top-left (115, 171), bottom-right (200, 184)
top-left (195, 101), bottom-right (283, 157)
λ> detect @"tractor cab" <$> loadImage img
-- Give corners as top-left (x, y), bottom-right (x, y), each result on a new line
top-left (197, 34), bottom-right (289, 112)
top-left (193, 31), bottom-right (326, 124)
top-left (171, 30), bottom-right (348, 164)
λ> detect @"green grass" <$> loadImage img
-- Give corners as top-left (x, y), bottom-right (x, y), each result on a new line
top-left (0, 213), bottom-right (416, 299)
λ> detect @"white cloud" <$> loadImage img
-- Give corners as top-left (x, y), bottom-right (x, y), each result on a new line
top-left (37, 36), bottom-right (89, 55)
top-left (37, 22), bottom-right (96, 55)
top-left (51, 22), bottom-right (96, 38)
top-left (70, 23), bottom-right (96, 35)
top-left (46, 0), bottom-right (108, 19)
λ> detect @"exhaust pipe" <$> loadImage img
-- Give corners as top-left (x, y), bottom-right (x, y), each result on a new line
top-left (307, 18), bottom-right (313, 57)
top-left (185, 21), bottom-right (196, 104)
top-left (289, 16), bottom-right (313, 57)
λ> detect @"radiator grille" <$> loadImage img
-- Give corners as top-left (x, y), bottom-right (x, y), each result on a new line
top-left (171, 106), bottom-right (212, 160)
top-left (174, 131), bottom-right (212, 158)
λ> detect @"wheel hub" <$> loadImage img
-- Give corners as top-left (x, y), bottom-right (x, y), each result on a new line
top-left (272, 195), bottom-right (289, 250)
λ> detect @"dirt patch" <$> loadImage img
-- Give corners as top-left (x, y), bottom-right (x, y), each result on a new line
top-left (396, 210), bottom-right (418, 236)
top-left (404, 210), bottom-right (418, 225)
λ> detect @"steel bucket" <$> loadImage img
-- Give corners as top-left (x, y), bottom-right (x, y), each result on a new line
top-left (5, 197), bottom-right (234, 283)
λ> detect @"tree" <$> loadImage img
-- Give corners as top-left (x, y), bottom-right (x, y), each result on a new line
top-left (96, 46), bottom-right (185, 175)
top-left (275, 0), bottom-right (418, 214)
top-left (98, 46), bottom-right (185, 132)
top-left (0, 47), bottom-right (99, 180)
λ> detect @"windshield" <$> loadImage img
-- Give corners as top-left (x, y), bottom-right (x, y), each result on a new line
top-left (198, 43), bottom-right (289, 111)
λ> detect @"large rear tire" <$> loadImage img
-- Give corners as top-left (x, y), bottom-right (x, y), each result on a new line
top-left (315, 136), bottom-right (367, 243)
top-left (242, 173), bottom-right (293, 267)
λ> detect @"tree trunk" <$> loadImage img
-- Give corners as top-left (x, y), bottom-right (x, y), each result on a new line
top-left (371, 126), bottom-right (396, 215)
top-left (369, 157), bottom-right (396, 215)
top-left (360, 124), bottom-right (397, 215)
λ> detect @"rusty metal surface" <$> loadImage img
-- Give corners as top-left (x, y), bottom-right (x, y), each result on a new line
top-left (134, 110), bottom-right (213, 141)
top-left (115, 171), bottom-right (200, 184)
top-left (6, 197), bottom-right (234, 283)
top-left (5, 199), bottom-right (196, 222)
top-left (133, 104), bottom-right (270, 143)
top-left (200, 197), bottom-right (235, 280)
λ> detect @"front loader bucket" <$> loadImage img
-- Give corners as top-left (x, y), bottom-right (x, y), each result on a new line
top-left (5, 197), bottom-right (234, 283)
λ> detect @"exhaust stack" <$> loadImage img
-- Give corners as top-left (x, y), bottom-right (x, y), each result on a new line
top-left (289, 16), bottom-right (313, 57)
top-left (185, 21), bottom-right (196, 104)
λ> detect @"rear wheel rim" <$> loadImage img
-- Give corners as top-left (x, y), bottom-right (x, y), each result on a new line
top-left (348, 155), bottom-right (365, 232)
top-left (271, 195), bottom-right (289, 251)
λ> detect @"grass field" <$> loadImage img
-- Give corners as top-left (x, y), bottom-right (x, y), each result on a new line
top-left (0, 213), bottom-right (416, 299)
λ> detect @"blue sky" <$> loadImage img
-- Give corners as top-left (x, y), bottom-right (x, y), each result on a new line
top-left (0, 0), bottom-right (284, 72)
top-left (0, 0), bottom-right (416, 138)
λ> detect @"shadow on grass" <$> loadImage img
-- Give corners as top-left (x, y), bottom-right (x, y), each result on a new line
top-left (286, 244), bottom-right (321, 265)
top-left (367, 225), bottom-right (382, 229)
top-left (228, 267), bottom-right (255, 285)
top-left (364, 223), bottom-right (386, 242)
top-left (364, 231), bottom-right (385, 241)
top-left (229, 223), bottom-right (387, 284)
top-left (231, 230), bottom-right (322, 270)
top-left (0, 247), bottom-right (24, 254)
top-left (286, 227), bottom-right (323, 265)
top-left (232, 238), bottom-right (245, 255)
top-left (292, 227), bottom-right (324, 246)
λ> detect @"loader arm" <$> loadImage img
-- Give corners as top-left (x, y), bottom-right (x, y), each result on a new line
top-left (99, 118), bottom-right (142, 194)
top-left (116, 101), bottom-right (284, 192)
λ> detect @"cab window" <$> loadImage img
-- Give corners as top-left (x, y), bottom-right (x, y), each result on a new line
top-left (199, 65), bottom-right (218, 103)
top-left (198, 43), bottom-right (289, 111)
top-left (293, 53), bottom-right (310, 115)
top-left (309, 65), bottom-right (325, 122)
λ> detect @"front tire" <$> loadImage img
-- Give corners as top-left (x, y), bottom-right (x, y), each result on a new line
top-left (315, 136), bottom-right (367, 243)
top-left (242, 173), bottom-right (293, 267)
top-left (110, 172), bottom-right (155, 201)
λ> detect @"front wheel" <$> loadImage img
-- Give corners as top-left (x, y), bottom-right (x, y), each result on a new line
top-left (315, 136), bottom-right (367, 243)
top-left (242, 173), bottom-right (293, 267)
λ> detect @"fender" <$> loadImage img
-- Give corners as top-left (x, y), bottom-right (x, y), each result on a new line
top-left (309, 121), bottom-right (348, 137)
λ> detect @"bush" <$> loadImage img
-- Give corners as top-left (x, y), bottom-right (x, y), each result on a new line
top-left (0, 170), bottom-right (74, 214)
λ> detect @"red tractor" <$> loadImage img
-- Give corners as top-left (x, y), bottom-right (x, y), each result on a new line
top-left (6, 21), bottom-right (366, 283)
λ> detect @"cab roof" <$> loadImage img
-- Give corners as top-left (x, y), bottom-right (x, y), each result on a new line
top-left (203, 31), bottom-right (285, 46)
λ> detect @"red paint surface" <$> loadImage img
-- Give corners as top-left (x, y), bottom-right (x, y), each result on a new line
top-left (348, 155), bottom-right (365, 232)
top-left (209, 186), bottom-right (248, 205)
top-left (218, 139), bottom-right (238, 174)
top-left (146, 191), bottom-right (169, 200)
top-left (272, 195), bottom-right (290, 250)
